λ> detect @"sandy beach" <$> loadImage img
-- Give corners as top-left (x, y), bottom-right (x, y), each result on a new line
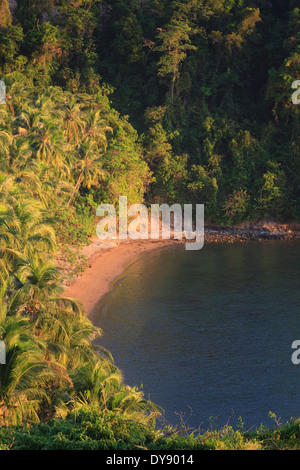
top-left (62, 237), bottom-right (182, 318)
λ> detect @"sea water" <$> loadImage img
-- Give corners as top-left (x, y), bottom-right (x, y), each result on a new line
top-left (94, 241), bottom-right (300, 431)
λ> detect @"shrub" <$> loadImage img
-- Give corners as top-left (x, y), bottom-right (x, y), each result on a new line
top-left (223, 189), bottom-right (250, 225)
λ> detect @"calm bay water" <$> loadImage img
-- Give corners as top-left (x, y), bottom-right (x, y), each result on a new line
top-left (94, 241), bottom-right (300, 431)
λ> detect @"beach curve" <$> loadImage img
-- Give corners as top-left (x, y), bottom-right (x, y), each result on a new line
top-left (62, 237), bottom-right (183, 319)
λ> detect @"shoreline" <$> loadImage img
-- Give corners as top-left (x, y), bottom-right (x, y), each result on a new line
top-left (62, 223), bottom-right (300, 318)
top-left (62, 238), bottom-right (182, 318)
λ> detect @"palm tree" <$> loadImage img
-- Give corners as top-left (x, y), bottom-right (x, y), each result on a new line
top-left (0, 130), bottom-right (13, 171)
top-left (71, 353), bottom-right (161, 423)
top-left (17, 258), bottom-right (61, 310)
top-left (7, 136), bottom-right (33, 171)
top-left (69, 140), bottom-right (106, 204)
top-left (61, 95), bottom-right (86, 144)
top-left (0, 314), bottom-right (55, 425)
top-left (4, 79), bottom-right (34, 117)
top-left (71, 355), bottom-right (123, 411)
top-left (30, 116), bottom-right (69, 177)
top-left (32, 161), bottom-right (74, 208)
top-left (84, 109), bottom-right (112, 150)
top-left (33, 304), bottom-right (101, 369)
top-left (0, 104), bottom-right (10, 129)
top-left (106, 385), bottom-right (161, 423)
top-left (0, 198), bottom-right (57, 258)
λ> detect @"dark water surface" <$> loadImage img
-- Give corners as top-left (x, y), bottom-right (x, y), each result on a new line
top-left (94, 241), bottom-right (300, 431)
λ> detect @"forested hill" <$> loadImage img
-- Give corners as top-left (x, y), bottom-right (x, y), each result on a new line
top-left (0, 0), bottom-right (300, 448)
top-left (1, 0), bottom-right (300, 224)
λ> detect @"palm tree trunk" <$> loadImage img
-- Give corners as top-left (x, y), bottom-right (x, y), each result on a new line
top-left (68, 171), bottom-right (83, 205)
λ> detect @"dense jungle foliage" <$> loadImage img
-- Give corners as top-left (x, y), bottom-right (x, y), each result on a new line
top-left (0, 0), bottom-right (299, 450)
top-left (0, 0), bottom-right (299, 223)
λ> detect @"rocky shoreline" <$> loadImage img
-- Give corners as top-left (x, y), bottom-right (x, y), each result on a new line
top-left (204, 225), bottom-right (300, 243)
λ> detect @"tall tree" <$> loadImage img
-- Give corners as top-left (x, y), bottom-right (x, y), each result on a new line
top-left (155, 17), bottom-right (196, 102)
top-left (0, 0), bottom-right (12, 30)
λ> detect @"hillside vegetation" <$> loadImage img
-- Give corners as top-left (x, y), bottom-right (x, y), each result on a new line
top-left (0, 0), bottom-right (299, 450)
